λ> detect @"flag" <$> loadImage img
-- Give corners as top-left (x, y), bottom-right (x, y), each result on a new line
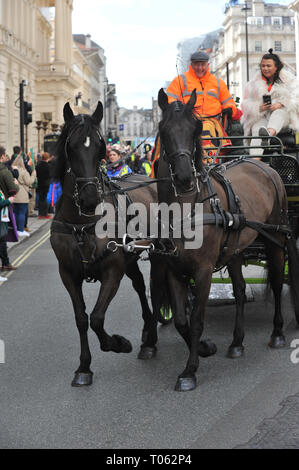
top-left (28, 148), bottom-right (35, 168)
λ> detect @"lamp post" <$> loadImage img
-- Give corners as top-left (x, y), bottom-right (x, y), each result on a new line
top-left (241, 1), bottom-right (251, 82)
top-left (51, 123), bottom-right (59, 133)
top-left (35, 120), bottom-right (42, 153)
top-left (103, 82), bottom-right (116, 141)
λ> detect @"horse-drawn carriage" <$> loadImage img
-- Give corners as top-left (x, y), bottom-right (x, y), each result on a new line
top-left (50, 97), bottom-right (299, 392)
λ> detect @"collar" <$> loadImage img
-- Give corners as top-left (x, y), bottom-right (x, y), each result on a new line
top-left (262, 75), bottom-right (273, 91)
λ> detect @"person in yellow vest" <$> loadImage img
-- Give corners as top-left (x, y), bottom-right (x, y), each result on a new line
top-left (167, 51), bottom-right (240, 161)
top-left (106, 148), bottom-right (132, 178)
top-left (139, 144), bottom-right (152, 176)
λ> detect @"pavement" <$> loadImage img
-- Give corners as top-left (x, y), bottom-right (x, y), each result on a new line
top-left (5, 215), bottom-right (299, 449)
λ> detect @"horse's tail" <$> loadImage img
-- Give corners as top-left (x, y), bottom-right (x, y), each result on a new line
top-left (286, 236), bottom-right (299, 325)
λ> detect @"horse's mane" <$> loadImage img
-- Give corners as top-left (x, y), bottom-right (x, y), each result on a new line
top-left (53, 114), bottom-right (104, 184)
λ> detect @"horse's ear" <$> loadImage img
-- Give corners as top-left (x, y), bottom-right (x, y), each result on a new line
top-left (63, 102), bottom-right (74, 123)
top-left (158, 88), bottom-right (169, 111)
top-left (92, 101), bottom-right (103, 125)
top-left (185, 89), bottom-right (197, 112)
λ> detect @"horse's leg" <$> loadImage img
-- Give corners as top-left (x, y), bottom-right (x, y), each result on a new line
top-left (59, 266), bottom-right (93, 387)
top-left (124, 260), bottom-right (157, 360)
top-left (169, 268), bottom-right (213, 392)
top-left (265, 240), bottom-right (286, 348)
top-left (226, 256), bottom-right (246, 358)
top-left (89, 270), bottom-right (133, 353)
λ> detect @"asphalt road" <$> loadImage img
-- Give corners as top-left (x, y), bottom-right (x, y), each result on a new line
top-left (1, 224), bottom-right (299, 449)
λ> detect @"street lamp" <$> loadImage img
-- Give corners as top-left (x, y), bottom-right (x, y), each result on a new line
top-left (241, 1), bottom-right (251, 82)
top-left (103, 82), bottom-right (116, 140)
top-left (35, 120), bottom-right (42, 153)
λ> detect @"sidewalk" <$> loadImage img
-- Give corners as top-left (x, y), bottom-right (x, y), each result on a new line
top-left (7, 212), bottom-right (52, 253)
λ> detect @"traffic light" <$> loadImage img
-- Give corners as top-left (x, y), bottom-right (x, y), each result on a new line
top-left (107, 131), bottom-right (113, 143)
top-left (24, 101), bottom-right (32, 125)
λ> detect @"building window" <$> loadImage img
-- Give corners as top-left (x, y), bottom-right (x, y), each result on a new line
top-left (282, 16), bottom-right (291, 25)
top-left (256, 17), bottom-right (263, 27)
top-left (272, 17), bottom-right (282, 28)
top-left (264, 16), bottom-right (271, 25)
top-left (255, 41), bottom-right (262, 52)
top-left (274, 41), bottom-right (282, 52)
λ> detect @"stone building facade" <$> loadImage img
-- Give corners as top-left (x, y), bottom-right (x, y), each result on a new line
top-left (209, 0), bottom-right (296, 101)
top-left (0, 0), bottom-right (111, 154)
top-left (118, 106), bottom-right (155, 143)
top-left (176, 1), bottom-right (296, 102)
top-left (290, 0), bottom-right (299, 73)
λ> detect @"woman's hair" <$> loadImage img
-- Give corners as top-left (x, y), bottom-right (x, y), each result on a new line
top-left (42, 152), bottom-right (50, 161)
top-left (110, 148), bottom-right (121, 157)
top-left (260, 48), bottom-right (284, 83)
top-left (14, 155), bottom-right (25, 169)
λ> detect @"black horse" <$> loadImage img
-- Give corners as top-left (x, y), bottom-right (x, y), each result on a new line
top-left (50, 102), bottom-right (158, 387)
top-left (146, 88), bottom-right (299, 392)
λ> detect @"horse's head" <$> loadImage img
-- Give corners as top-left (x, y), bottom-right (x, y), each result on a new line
top-left (158, 88), bottom-right (202, 193)
top-left (55, 101), bottom-right (106, 216)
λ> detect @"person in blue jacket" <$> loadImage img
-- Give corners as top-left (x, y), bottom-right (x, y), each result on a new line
top-left (106, 149), bottom-right (132, 178)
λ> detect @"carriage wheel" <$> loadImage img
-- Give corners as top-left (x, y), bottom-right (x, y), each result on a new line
top-left (158, 304), bottom-right (173, 325)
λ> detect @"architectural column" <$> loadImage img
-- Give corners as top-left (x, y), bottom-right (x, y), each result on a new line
top-left (5, 0), bottom-right (12, 32)
top-left (289, 1), bottom-right (299, 76)
top-left (66, 0), bottom-right (73, 67)
top-left (31, 4), bottom-right (36, 52)
top-left (55, 0), bottom-right (65, 62)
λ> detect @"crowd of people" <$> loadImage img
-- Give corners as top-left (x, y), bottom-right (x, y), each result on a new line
top-left (104, 142), bottom-right (153, 178)
top-left (1, 48), bottom-right (298, 283)
top-left (0, 146), bottom-right (58, 282)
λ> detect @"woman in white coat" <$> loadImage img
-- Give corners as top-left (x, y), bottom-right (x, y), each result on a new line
top-left (241, 49), bottom-right (299, 157)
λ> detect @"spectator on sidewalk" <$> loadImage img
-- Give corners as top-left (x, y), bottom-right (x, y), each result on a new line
top-left (12, 154), bottom-right (36, 237)
top-left (36, 152), bottom-right (52, 219)
top-left (0, 190), bottom-right (16, 281)
top-left (28, 152), bottom-right (38, 218)
top-left (0, 146), bottom-right (19, 272)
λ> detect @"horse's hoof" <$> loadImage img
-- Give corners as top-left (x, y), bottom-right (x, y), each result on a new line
top-left (175, 376), bottom-right (196, 392)
top-left (71, 372), bottom-right (93, 387)
top-left (198, 339), bottom-right (217, 357)
top-left (268, 335), bottom-right (286, 349)
top-left (112, 335), bottom-right (133, 353)
top-left (227, 346), bottom-right (245, 358)
top-left (138, 346), bottom-right (157, 360)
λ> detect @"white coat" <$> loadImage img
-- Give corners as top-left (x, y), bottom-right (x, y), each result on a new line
top-left (241, 69), bottom-right (299, 136)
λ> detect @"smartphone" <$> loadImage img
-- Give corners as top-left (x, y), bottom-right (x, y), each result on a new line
top-left (263, 95), bottom-right (272, 105)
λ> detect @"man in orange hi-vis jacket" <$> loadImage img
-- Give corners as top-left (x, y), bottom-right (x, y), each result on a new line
top-left (166, 51), bottom-right (242, 164)
top-left (167, 50), bottom-right (239, 120)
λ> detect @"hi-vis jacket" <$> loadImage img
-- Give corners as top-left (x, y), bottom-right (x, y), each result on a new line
top-left (167, 66), bottom-right (239, 119)
top-left (106, 163), bottom-right (132, 179)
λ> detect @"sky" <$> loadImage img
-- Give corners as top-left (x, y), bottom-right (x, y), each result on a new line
top-left (72, 0), bottom-right (292, 109)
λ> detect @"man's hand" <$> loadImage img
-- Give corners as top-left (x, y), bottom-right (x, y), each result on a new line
top-left (222, 108), bottom-right (233, 120)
